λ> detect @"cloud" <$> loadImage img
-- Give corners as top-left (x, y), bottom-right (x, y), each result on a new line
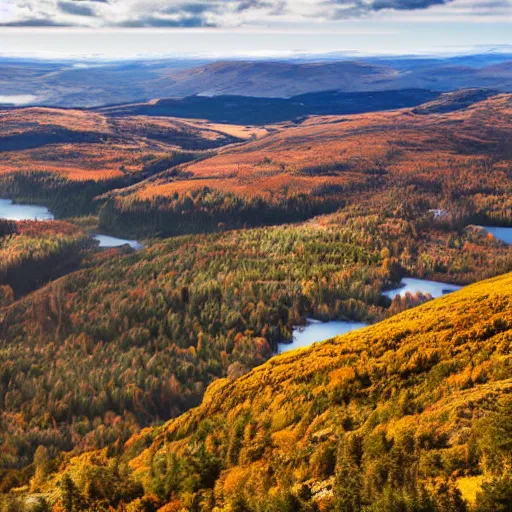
top-left (325, 0), bottom-right (456, 18)
top-left (2, 18), bottom-right (72, 26)
top-left (0, 0), bottom-right (510, 27)
top-left (58, 1), bottom-right (97, 16)
top-left (371, 0), bottom-right (452, 10)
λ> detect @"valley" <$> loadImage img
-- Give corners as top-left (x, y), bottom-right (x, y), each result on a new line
top-left (61, 270), bottom-right (511, 511)
top-left (0, 75), bottom-right (511, 511)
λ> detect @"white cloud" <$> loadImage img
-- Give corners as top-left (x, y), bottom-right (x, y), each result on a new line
top-left (0, 0), bottom-right (510, 26)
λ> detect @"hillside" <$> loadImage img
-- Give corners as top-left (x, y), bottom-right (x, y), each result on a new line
top-left (132, 93), bottom-right (512, 199)
top-left (0, 107), bottom-right (263, 181)
top-left (0, 188), bottom-right (511, 500)
top-left (1, 93), bottom-right (510, 232)
top-left (14, 271), bottom-right (512, 511)
top-left (411, 89), bottom-right (498, 115)
top-left (0, 219), bottom-right (94, 297)
top-left (97, 89), bottom-right (440, 126)
top-left (158, 61), bottom-right (400, 98)
top-left (2, 54), bottom-right (512, 108)
top-left (98, 93), bottom-right (512, 237)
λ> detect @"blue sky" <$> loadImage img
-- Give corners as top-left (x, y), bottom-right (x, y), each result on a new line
top-left (0, 0), bottom-right (511, 58)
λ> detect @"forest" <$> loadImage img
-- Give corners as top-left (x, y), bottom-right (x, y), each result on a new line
top-left (81, 95), bottom-right (512, 237)
top-left (2, 270), bottom-right (512, 511)
top-left (1, 185), bottom-right (512, 497)
top-left (0, 220), bottom-right (94, 297)
top-left (0, 94), bottom-right (510, 240)
top-left (0, 94), bottom-right (510, 511)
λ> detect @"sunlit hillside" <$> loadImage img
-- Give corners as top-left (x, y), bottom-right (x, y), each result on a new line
top-left (32, 271), bottom-right (512, 511)
top-left (0, 107), bottom-right (265, 181)
top-left (96, 94), bottom-right (512, 237)
top-left (122, 94), bottom-right (512, 201)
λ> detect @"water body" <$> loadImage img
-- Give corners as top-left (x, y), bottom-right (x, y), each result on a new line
top-left (93, 234), bottom-right (143, 250)
top-left (482, 226), bottom-right (512, 245)
top-left (0, 199), bottom-right (143, 249)
top-left (278, 318), bottom-right (367, 354)
top-left (0, 199), bottom-right (54, 221)
top-left (0, 94), bottom-right (39, 106)
top-left (383, 277), bottom-right (462, 300)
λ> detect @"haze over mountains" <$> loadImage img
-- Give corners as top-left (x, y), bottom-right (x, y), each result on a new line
top-left (1, 51), bottom-right (512, 108)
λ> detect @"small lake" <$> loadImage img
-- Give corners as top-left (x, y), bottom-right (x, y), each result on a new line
top-left (0, 199), bottom-right (54, 221)
top-left (278, 318), bottom-right (368, 354)
top-left (481, 226), bottom-right (512, 245)
top-left (93, 234), bottom-right (144, 250)
top-left (0, 198), bottom-right (143, 249)
top-left (383, 277), bottom-right (462, 300)
top-left (0, 94), bottom-right (39, 106)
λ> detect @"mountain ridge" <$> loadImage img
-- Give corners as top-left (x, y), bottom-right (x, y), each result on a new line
top-left (2, 55), bottom-right (512, 108)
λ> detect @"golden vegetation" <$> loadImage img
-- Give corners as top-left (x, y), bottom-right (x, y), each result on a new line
top-left (0, 108), bottom-right (264, 181)
top-left (7, 271), bottom-right (511, 511)
top-left (124, 94), bottom-right (512, 201)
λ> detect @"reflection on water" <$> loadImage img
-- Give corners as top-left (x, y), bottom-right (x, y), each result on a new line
top-left (278, 318), bottom-right (367, 354)
top-left (482, 226), bottom-right (512, 245)
top-left (93, 234), bottom-right (143, 250)
top-left (0, 199), bottom-right (54, 221)
top-left (383, 277), bottom-right (462, 300)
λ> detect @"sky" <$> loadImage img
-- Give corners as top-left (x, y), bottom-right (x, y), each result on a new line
top-left (0, 0), bottom-right (511, 58)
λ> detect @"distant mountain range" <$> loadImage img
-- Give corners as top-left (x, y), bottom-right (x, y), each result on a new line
top-left (1, 52), bottom-right (511, 108)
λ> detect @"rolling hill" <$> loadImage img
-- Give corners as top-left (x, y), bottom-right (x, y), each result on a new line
top-left (125, 271), bottom-right (512, 511)
top-left (97, 89), bottom-right (440, 126)
top-left (98, 93), bottom-right (512, 237)
top-left (0, 107), bottom-right (265, 181)
top-left (1, 54), bottom-right (512, 108)
top-left (1, 93), bottom-right (511, 239)
top-left (116, 93), bottom-right (512, 200)
top-left (12, 270), bottom-right (512, 511)
top-left (158, 60), bottom-right (400, 98)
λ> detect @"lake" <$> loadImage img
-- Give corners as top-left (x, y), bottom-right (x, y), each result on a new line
top-left (383, 277), bottom-right (462, 299)
top-left (278, 318), bottom-right (368, 354)
top-left (0, 198), bottom-right (143, 249)
top-left (482, 226), bottom-right (512, 245)
top-left (93, 234), bottom-right (144, 250)
top-left (0, 199), bottom-right (54, 221)
top-left (0, 94), bottom-right (39, 106)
